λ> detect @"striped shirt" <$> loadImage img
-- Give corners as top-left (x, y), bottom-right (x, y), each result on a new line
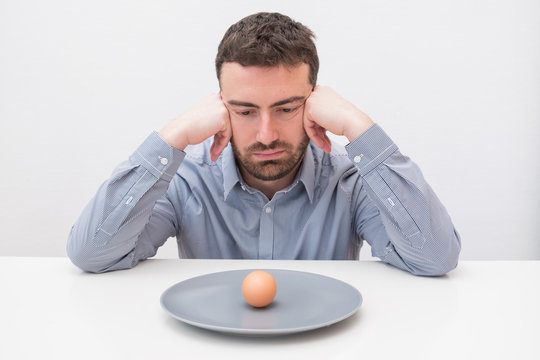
top-left (67, 124), bottom-right (461, 275)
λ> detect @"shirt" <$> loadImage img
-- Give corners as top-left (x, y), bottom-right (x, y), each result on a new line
top-left (67, 124), bottom-right (461, 275)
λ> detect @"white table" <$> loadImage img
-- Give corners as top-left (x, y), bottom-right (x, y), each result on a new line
top-left (1, 258), bottom-right (539, 360)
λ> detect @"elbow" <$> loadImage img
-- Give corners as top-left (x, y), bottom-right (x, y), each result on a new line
top-left (415, 257), bottom-right (459, 277)
top-left (67, 249), bottom-right (105, 274)
top-left (67, 225), bottom-right (137, 273)
top-left (66, 244), bottom-right (105, 274)
top-left (406, 256), bottom-right (459, 277)
top-left (438, 229), bottom-right (462, 275)
top-left (66, 227), bottom-right (108, 273)
top-left (411, 229), bottom-right (462, 277)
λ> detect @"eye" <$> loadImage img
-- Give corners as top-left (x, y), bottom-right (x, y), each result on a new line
top-left (238, 110), bottom-right (252, 116)
top-left (279, 106), bottom-right (300, 114)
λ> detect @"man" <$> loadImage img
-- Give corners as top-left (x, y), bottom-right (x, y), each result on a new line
top-left (67, 12), bottom-right (461, 275)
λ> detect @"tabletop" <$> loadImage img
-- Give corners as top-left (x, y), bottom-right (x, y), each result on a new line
top-left (1, 257), bottom-right (539, 360)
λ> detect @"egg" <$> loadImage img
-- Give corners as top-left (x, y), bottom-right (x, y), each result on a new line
top-left (241, 270), bottom-right (277, 308)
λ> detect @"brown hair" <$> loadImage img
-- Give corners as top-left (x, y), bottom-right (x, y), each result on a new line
top-left (215, 12), bottom-right (319, 87)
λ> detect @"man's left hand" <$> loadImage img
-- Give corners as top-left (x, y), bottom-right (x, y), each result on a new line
top-left (303, 86), bottom-right (374, 153)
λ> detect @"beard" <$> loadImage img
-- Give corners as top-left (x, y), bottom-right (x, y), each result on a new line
top-left (231, 133), bottom-right (310, 181)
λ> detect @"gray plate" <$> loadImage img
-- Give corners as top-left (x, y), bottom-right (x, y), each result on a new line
top-left (160, 269), bottom-right (362, 336)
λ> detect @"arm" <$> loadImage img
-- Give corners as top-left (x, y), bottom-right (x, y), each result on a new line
top-left (304, 86), bottom-right (461, 276)
top-left (347, 125), bottom-right (461, 276)
top-left (67, 94), bottom-right (232, 273)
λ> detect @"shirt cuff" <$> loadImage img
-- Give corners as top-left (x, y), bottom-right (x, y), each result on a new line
top-left (129, 131), bottom-right (186, 181)
top-left (345, 123), bottom-right (398, 176)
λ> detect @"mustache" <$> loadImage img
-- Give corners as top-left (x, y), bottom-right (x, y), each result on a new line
top-left (246, 140), bottom-right (293, 153)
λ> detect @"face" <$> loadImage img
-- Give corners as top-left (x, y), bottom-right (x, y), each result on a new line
top-left (220, 62), bottom-right (313, 182)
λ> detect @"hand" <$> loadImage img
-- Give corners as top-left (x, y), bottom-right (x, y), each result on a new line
top-left (159, 94), bottom-right (232, 162)
top-left (303, 86), bottom-right (374, 153)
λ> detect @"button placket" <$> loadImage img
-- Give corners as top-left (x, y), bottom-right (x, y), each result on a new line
top-left (258, 202), bottom-right (274, 259)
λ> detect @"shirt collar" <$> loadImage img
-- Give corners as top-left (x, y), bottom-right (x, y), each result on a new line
top-left (222, 142), bottom-right (316, 203)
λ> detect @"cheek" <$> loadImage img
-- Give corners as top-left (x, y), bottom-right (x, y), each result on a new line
top-left (283, 118), bottom-right (307, 140)
top-left (231, 121), bottom-right (256, 146)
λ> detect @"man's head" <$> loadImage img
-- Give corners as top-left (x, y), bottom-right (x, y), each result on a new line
top-left (215, 12), bottom-right (319, 88)
top-left (216, 13), bottom-right (318, 188)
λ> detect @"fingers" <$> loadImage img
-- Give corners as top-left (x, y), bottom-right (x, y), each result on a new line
top-left (210, 97), bottom-right (232, 162)
top-left (210, 127), bottom-right (232, 162)
top-left (304, 119), bottom-right (331, 153)
top-left (303, 91), bottom-right (331, 153)
top-left (310, 131), bottom-right (332, 154)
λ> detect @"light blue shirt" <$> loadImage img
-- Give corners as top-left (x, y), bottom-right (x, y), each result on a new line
top-left (67, 124), bottom-right (461, 275)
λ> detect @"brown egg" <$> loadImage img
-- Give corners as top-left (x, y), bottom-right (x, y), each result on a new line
top-left (241, 270), bottom-right (277, 308)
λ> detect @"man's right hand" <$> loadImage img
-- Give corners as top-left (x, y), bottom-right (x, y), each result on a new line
top-left (158, 94), bottom-right (232, 162)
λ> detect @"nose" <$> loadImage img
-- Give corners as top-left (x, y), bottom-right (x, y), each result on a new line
top-left (255, 111), bottom-right (279, 145)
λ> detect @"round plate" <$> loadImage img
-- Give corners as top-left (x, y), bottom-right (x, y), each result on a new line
top-left (160, 269), bottom-right (362, 335)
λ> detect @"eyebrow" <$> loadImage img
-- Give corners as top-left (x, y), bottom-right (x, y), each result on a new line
top-left (227, 96), bottom-right (306, 108)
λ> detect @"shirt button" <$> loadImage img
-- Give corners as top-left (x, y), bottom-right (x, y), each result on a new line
top-left (353, 154), bottom-right (364, 163)
top-left (160, 157), bottom-right (168, 165)
top-left (265, 207), bottom-right (272, 214)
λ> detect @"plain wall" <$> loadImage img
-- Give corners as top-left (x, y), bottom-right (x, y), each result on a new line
top-left (1, 0), bottom-right (539, 259)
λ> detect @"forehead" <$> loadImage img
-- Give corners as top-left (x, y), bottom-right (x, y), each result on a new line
top-left (220, 62), bottom-right (311, 105)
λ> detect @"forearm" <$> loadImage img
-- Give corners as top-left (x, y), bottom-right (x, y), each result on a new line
top-left (348, 124), bottom-right (461, 276)
top-left (67, 132), bottom-right (185, 273)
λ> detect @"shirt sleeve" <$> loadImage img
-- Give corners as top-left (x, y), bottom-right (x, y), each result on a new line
top-left (66, 132), bottom-right (186, 273)
top-left (346, 124), bottom-right (461, 276)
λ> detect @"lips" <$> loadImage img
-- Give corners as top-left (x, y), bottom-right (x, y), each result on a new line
top-left (253, 150), bottom-right (285, 160)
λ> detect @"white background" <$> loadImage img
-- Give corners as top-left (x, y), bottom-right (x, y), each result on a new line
top-left (1, 0), bottom-right (538, 260)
